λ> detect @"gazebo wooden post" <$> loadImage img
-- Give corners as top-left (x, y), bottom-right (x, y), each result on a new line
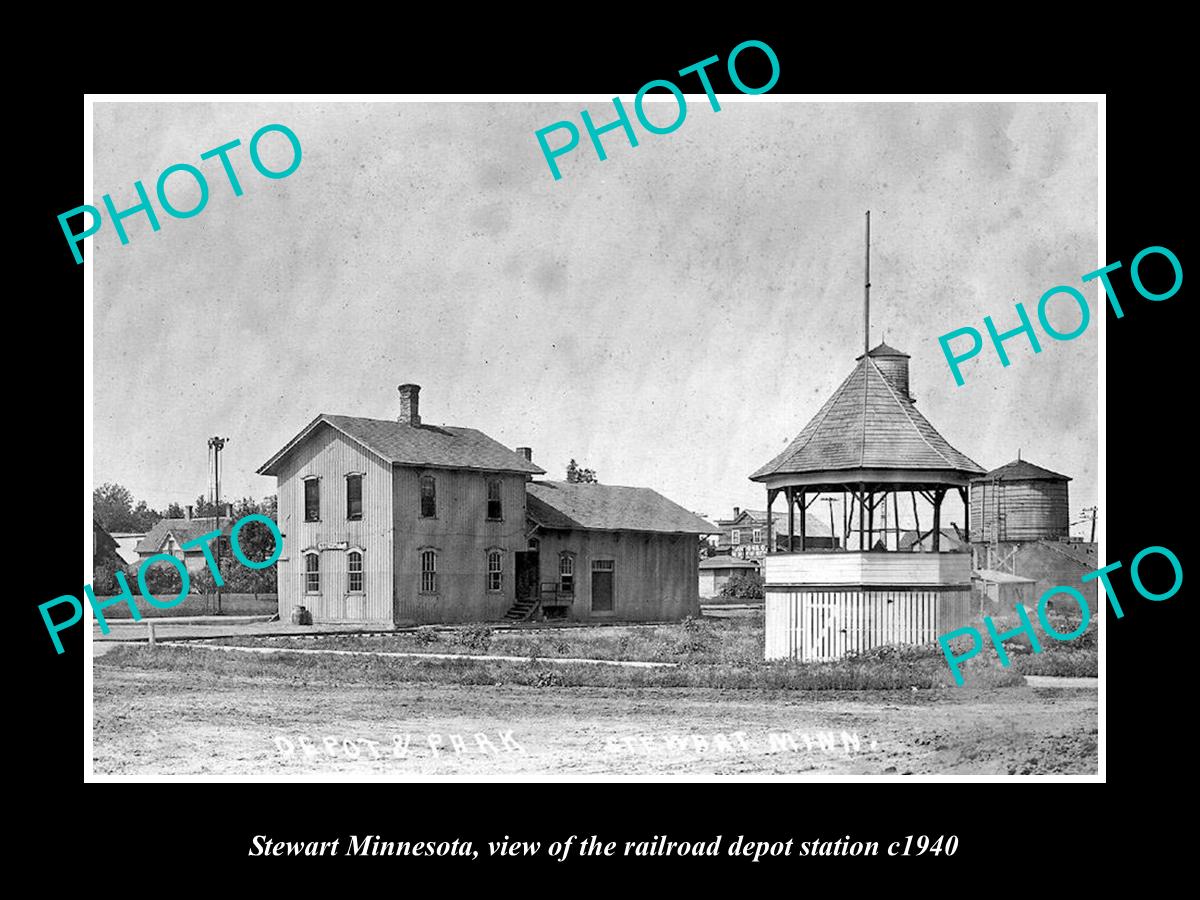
top-left (786, 486), bottom-right (795, 552)
top-left (932, 488), bottom-right (947, 551)
top-left (799, 490), bottom-right (807, 552)
top-left (858, 483), bottom-right (866, 551)
top-left (765, 488), bottom-right (776, 553)
top-left (867, 489), bottom-right (875, 550)
top-left (958, 486), bottom-right (971, 543)
top-left (893, 491), bottom-right (901, 551)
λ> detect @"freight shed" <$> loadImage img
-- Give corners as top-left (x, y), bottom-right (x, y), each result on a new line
top-left (523, 481), bottom-right (716, 622)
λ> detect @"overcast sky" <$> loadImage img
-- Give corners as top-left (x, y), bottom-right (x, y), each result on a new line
top-left (92, 100), bottom-right (1098, 536)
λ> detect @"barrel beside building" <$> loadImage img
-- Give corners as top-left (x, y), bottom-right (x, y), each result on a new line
top-left (969, 459), bottom-right (1070, 543)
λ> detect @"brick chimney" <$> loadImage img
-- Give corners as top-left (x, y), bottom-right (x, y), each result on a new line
top-left (516, 447), bottom-right (533, 462)
top-left (398, 384), bottom-right (421, 426)
top-left (733, 506), bottom-right (740, 517)
top-left (185, 505), bottom-right (193, 521)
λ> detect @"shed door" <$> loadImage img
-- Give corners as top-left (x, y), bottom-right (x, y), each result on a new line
top-left (591, 560), bottom-right (614, 612)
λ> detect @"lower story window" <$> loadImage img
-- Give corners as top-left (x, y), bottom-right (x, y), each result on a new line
top-left (487, 550), bottom-right (503, 592)
top-left (421, 549), bottom-right (437, 594)
top-left (305, 552), bottom-right (320, 593)
top-left (348, 550), bottom-right (363, 593)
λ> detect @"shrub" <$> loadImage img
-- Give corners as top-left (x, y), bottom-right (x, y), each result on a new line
top-left (413, 629), bottom-right (440, 646)
top-left (720, 571), bottom-right (765, 600)
top-left (456, 624), bottom-right (493, 652)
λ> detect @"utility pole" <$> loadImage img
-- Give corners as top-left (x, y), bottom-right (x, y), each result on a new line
top-left (1083, 505), bottom-right (1098, 542)
top-left (208, 436), bottom-right (229, 614)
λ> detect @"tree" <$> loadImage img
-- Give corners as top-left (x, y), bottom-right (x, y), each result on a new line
top-left (93, 483), bottom-right (135, 531)
top-left (94, 482), bottom-right (162, 532)
top-left (566, 459), bottom-right (598, 483)
top-left (130, 499), bottom-right (162, 531)
top-left (165, 502), bottom-right (185, 518)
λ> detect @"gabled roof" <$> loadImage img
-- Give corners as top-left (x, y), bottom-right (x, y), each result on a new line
top-left (715, 509), bottom-right (833, 537)
top-left (750, 352), bottom-right (984, 480)
top-left (699, 555), bottom-right (760, 570)
top-left (257, 414), bottom-right (545, 477)
top-left (973, 459), bottom-right (1071, 483)
top-left (527, 481), bottom-right (716, 535)
top-left (898, 527), bottom-right (966, 551)
top-left (135, 517), bottom-right (232, 555)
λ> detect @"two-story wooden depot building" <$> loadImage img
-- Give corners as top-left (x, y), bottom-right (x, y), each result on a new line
top-left (258, 385), bottom-right (713, 626)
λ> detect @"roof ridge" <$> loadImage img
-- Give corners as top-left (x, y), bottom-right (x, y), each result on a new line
top-left (860, 356), bottom-right (869, 466)
top-left (869, 357), bottom-right (958, 468)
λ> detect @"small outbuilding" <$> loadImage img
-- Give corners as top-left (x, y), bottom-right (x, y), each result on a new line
top-left (525, 481), bottom-right (716, 621)
top-left (972, 568), bottom-right (1037, 611)
top-left (699, 555), bottom-right (760, 598)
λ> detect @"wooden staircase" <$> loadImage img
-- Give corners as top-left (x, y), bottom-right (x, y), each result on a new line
top-left (504, 596), bottom-right (540, 622)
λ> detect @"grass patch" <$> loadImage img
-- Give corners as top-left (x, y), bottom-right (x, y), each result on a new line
top-left (97, 634), bottom-right (1023, 691)
top-left (218, 615), bottom-right (764, 666)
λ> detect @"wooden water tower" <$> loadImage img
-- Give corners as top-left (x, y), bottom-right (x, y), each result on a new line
top-left (969, 457), bottom-right (1071, 543)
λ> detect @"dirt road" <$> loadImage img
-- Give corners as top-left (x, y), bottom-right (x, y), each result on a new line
top-left (92, 666), bottom-right (1097, 776)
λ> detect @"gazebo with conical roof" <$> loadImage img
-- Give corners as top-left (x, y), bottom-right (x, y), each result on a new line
top-left (751, 213), bottom-right (986, 661)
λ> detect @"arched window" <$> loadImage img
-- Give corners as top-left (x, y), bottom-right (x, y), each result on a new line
top-left (420, 549), bottom-right (437, 593)
top-left (347, 549), bottom-right (364, 593)
top-left (528, 537), bottom-right (540, 552)
top-left (304, 551), bottom-right (320, 593)
top-left (487, 550), bottom-right (503, 592)
top-left (559, 552), bottom-right (575, 595)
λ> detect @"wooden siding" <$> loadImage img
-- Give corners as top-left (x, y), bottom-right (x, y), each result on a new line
top-left (970, 479), bottom-right (1069, 542)
top-left (393, 468), bottom-right (528, 624)
top-left (764, 587), bottom-right (980, 661)
top-left (533, 529), bottom-right (699, 621)
top-left (764, 550), bottom-right (971, 587)
top-left (271, 424), bottom-right (394, 624)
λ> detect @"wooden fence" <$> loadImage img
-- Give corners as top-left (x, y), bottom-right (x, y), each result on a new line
top-left (89, 592), bottom-right (278, 619)
top-left (764, 587), bottom-right (981, 661)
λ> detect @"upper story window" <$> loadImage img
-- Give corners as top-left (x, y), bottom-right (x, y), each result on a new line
top-left (304, 477), bottom-right (320, 522)
top-left (304, 551), bottom-right (320, 593)
top-left (731, 529), bottom-right (741, 545)
top-left (346, 473), bottom-right (363, 521)
top-left (486, 479), bottom-right (502, 520)
top-left (420, 549), bottom-right (437, 593)
top-left (347, 549), bottom-right (363, 593)
top-left (487, 550), bottom-right (503, 592)
top-left (559, 552), bottom-right (575, 595)
top-left (420, 475), bottom-right (437, 518)
top-left (752, 528), bottom-right (763, 544)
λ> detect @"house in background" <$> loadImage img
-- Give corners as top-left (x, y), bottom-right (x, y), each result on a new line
top-left (714, 507), bottom-right (838, 558)
top-left (698, 555), bottom-right (759, 598)
top-left (898, 526), bottom-right (969, 553)
top-left (524, 481), bottom-right (715, 621)
top-left (257, 384), bottom-right (544, 626)
top-left (134, 508), bottom-right (233, 574)
top-left (110, 532), bottom-right (146, 566)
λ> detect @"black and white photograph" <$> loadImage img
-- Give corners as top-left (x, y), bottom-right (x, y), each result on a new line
top-left (84, 95), bottom-right (1101, 779)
